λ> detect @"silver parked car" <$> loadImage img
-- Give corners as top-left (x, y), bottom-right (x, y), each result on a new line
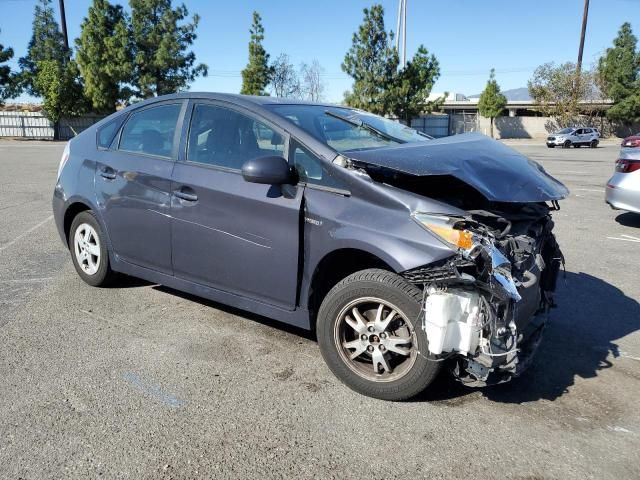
top-left (546, 127), bottom-right (599, 148)
top-left (606, 149), bottom-right (640, 214)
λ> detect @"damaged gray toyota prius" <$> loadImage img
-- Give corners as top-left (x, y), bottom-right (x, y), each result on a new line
top-left (52, 94), bottom-right (568, 400)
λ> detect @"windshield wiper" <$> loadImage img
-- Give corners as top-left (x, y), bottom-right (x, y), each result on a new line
top-left (324, 110), bottom-right (403, 143)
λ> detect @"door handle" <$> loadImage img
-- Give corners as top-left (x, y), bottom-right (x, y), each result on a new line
top-left (173, 188), bottom-right (198, 202)
top-left (99, 166), bottom-right (116, 180)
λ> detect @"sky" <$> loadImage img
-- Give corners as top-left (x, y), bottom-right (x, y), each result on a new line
top-left (0, 0), bottom-right (637, 103)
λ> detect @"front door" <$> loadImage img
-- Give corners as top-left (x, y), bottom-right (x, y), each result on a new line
top-left (170, 102), bottom-right (303, 309)
top-left (95, 101), bottom-right (185, 274)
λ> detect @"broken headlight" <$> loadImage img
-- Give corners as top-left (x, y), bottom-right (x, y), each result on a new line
top-left (412, 213), bottom-right (474, 251)
top-left (412, 212), bottom-right (522, 302)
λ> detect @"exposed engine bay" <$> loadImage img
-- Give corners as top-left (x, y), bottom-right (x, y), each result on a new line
top-left (369, 169), bottom-right (564, 386)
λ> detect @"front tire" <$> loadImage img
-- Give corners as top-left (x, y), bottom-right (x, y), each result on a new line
top-left (317, 269), bottom-right (440, 401)
top-left (69, 211), bottom-right (115, 287)
top-left (563, 140), bottom-right (572, 148)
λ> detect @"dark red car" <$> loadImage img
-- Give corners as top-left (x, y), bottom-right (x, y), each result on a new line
top-left (622, 133), bottom-right (640, 148)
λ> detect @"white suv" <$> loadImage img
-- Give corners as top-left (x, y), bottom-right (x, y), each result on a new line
top-left (546, 127), bottom-right (600, 148)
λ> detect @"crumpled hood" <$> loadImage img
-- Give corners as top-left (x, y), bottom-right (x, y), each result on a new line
top-left (345, 133), bottom-right (569, 203)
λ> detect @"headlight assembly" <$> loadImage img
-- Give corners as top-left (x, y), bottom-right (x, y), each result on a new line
top-left (411, 213), bottom-right (474, 251)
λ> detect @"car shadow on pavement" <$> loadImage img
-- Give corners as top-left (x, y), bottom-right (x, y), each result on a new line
top-left (152, 285), bottom-right (317, 341)
top-left (109, 274), bottom-right (153, 288)
top-left (615, 212), bottom-right (640, 228)
top-left (137, 272), bottom-right (638, 405)
top-left (416, 271), bottom-right (640, 404)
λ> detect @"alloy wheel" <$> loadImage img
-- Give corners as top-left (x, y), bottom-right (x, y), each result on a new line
top-left (334, 297), bottom-right (418, 383)
top-left (73, 223), bottom-right (101, 275)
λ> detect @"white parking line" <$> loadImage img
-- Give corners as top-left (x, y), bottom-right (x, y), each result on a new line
top-left (0, 143), bottom-right (65, 147)
top-left (574, 188), bottom-right (605, 193)
top-left (0, 215), bottom-right (53, 253)
top-left (606, 236), bottom-right (640, 243)
top-left (0, 277), bottom-right (55, 284)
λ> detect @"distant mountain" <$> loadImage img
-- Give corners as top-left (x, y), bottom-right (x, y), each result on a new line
top-left (469, 87), bottom-right (531, 101)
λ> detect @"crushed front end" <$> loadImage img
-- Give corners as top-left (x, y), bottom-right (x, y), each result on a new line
top-left (403, 202), bottom-right (564, 386)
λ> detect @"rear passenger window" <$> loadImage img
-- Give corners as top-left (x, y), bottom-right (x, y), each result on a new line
top-left (119, 104), bottom-right (181, 158)
top-left (97, 116), bottom-right (125, 149)
top-left (187, 104), bottom-right (285, 170)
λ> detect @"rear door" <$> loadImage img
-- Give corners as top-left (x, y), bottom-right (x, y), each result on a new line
top-left (95, 101), bottom-right (186, 274)
top-left (170, 101), bottom-right (303, 309)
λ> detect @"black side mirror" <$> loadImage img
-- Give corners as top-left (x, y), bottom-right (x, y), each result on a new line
top-left (241, 155), bottom-right (292, 185)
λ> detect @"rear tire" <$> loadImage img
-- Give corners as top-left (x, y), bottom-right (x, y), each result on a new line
top-left (69, 211), bottom-right (116, 287)
top-left (590, 140), bottom-right (598, 148)
top-left (317, 269), bottom-right (440, 401)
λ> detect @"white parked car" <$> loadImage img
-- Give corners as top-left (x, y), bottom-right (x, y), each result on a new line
top-left (606, 149), bottom-right (640, 214)
top-left (546, 127), bottom-right (600, 148)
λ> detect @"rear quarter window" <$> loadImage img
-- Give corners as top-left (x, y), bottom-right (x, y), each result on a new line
top-left (97, 116), bottom-right (125, 149)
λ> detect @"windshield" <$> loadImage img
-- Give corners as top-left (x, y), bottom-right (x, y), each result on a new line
top-left (556, 128), bottom-right (574, 134)
top-left (266, 104), bottom-right (431, 153)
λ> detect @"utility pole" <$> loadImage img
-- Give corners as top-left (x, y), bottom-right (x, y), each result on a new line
top-left (396, 0), bottom-right (407, 68)
top-left (58, 0), bottom-right (70, 54)
top-left (402, 0), bottom-right (407, 68)
top-left (396, 0), bottom-right (402, 54)
top-left (574, 0), bottom-right (589, 108)
top-left (576, 0), bottom-right (589, 73)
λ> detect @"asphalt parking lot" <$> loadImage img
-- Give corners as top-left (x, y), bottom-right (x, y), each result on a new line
top-left (0, 140), bottom-right (639, 479)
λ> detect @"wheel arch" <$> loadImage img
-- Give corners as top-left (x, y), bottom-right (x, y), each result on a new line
top-left (306, 248), bottom-right (395, 329)
top-left (63, 201), bottom-right (93, 247)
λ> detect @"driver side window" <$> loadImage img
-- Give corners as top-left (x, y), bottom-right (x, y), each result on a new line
top-left (186, 104), bottom-right (285, 170)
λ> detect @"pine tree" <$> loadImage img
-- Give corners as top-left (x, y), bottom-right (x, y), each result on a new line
top-left (130, 0), bottom-right (207, 98)
top-left (478, 69), bottom-right (507, 138)
top-left (18, 0), bottom-right (71, 96)
top-left (341, 5), bottom-right (398, 115)
top-left (388, 46), bottom-right (441, 123)
top-left (598, 23), bottom-right (640, 125)
top-left (0, 30), bottom-right (18, 104)
top-left (240, 11), bottom-right (273, 96)
top-left (76, 0), bottom-right (133, 113)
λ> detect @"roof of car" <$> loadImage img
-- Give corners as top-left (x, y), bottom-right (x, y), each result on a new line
top-left (149, 92), bottom-right (342, 109)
